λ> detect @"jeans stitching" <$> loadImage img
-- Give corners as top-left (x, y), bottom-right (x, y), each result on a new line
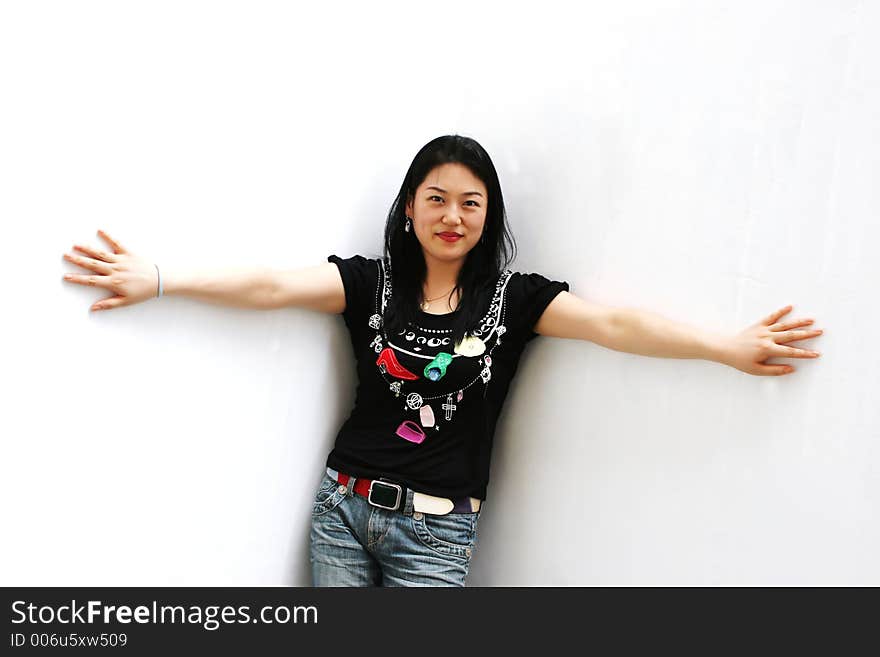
top-left (410, 514), bottom-right (476, 559)
top-left (312, 476), bottom-right (347, 517)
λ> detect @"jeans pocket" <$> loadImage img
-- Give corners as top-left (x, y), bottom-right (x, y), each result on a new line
top-left (312, 473), bottom-right (347, 517)
top-left (411, 512), bottom-right (478, 559)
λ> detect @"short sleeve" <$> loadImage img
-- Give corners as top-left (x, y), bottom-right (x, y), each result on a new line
top-left (506, 271), bottom-right (570, 343)
top-left (327, 254), bottom-right (379, 322)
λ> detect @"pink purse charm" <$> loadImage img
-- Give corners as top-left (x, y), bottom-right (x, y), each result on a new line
top-left (395, 420), bottom-right (426, 444)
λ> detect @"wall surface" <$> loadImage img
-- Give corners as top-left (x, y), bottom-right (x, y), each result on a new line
top-left (2, 0), bottom-right (877, 585)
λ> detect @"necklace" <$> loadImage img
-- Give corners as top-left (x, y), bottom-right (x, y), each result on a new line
top-left (420, 285), bottom-right (457, 312)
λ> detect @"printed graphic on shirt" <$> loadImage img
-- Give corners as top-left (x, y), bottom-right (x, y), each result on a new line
top-left (365, 257), bottom-right (514, 444)
top-left (325, 252), bottom-right (570, 499)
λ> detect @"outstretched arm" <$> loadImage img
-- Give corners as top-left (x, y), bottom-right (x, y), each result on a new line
top-left (535, 293), bottom-right (824, 377)
top-left (63, 230), bottom-right (282, 311)
top-left (62, 229), bottom-right (345, 313)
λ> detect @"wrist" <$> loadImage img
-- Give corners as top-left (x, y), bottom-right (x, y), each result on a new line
top-left (707, 333), bottom-right (734, 366)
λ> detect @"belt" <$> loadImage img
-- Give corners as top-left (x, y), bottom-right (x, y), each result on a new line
top-left (326, 467), bottom-right (481, 516)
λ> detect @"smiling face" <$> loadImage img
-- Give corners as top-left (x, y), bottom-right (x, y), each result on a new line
top-left (405, 162), bottom-right (488, 268)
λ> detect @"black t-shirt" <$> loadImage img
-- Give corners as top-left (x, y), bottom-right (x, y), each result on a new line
top-left (326, 253), bottom-right (569, 500)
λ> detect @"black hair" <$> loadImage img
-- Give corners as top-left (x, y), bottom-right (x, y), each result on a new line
top-left (381, 134), bottom-right (518, 348)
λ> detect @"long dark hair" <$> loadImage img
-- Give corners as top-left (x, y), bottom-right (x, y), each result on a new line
top-left (382, 135), bottom-right (517, 348)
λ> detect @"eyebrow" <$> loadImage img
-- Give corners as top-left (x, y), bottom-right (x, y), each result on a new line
top-left (426, 185), bottom-right (484, 198)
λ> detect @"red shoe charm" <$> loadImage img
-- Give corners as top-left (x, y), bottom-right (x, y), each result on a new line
top-left (376, 347), bottom-right (419, 380)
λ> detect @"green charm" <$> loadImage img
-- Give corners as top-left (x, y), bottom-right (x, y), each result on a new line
top-left (424, 352), bottom-right (453, 381)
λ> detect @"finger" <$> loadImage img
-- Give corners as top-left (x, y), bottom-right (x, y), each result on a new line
top-left (91, 296), bottom-right (126, 312)
top-left (63, 273), bottom-right (113, 289)
top-left (73, 243), bottom-right (117, 263)
top-left (758, 363), bottom-right (795, 376)
top-left (63, 253), bottom-right (112, 274)
top-left (771, 329), bottom-right (824, 344)
top-left (762, 305), bottom-right (793, 326)
top-left (770, 318), bottom-right (814, 331)
top-left (97, 229), bottom-right (128, 254)
top-left (774, 344), bottom-right (821, 358)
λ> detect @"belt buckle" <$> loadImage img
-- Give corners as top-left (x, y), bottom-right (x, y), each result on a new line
top-left (368, 479), bottom-right (403, 511)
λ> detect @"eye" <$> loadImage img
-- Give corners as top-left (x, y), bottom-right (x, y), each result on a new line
top-left (428, 195), bottom-right (480, 206)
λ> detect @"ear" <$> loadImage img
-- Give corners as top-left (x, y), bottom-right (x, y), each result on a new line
top-left (405, 195), bottom-right (413, 217)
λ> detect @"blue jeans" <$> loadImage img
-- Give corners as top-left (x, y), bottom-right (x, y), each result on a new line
top-left (309, 471), bottom-right (482, 586)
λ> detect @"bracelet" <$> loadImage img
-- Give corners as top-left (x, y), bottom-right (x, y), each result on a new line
top-left (155, 264), bottom-right (163, 298)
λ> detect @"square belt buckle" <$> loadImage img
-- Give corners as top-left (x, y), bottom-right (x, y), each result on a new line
top-left (368, 479), bottom-right (403, 511)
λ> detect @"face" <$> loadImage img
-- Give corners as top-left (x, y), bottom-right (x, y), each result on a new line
top-left (405, 162), bottom-right (488, 266)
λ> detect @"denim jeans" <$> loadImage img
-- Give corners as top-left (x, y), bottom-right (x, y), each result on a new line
top-left (309, 471), bottom-right (482, 586)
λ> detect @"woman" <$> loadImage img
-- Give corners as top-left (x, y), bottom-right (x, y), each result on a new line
top-left (62, 135), bottom-right (824, 586)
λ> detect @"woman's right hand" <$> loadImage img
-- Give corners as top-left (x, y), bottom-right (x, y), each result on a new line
top-left (62, 230), bottom-right (159, 312)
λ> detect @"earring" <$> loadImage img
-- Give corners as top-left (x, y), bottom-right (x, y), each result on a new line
top-left (405, 217), bottom-right (412, 232)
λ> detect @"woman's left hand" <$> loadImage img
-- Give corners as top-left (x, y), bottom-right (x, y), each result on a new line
top-left (720, 305), bottom-right (824, 376)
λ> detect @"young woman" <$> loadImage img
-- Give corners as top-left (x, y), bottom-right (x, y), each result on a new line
top-left (62, 135), bottom-right (824, 586)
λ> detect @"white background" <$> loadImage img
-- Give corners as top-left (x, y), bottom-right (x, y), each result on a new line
top-left (2, 0), bottom-right (876, 585)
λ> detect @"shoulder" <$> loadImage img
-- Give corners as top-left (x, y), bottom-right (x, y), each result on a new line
top-left (503, 269), bottom-right (571, 341)
top-left (326, 253), bottom-right (383, 316)
top-left (327, 253), bottom-right (384, 282)
top-left (505, 270), bottom-right (570, 301)
top-left (327, 253), bottom-right (382, 270)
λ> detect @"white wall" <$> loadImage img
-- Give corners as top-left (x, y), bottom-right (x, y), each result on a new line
top-left (2, 0), bottom-right (876, 585)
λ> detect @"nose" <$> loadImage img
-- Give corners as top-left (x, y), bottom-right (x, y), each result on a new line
top-left (443, 208), bottom-right (462, 224)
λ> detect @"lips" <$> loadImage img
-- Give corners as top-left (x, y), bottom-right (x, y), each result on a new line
top-left (438, 232), bottom-right (462, 237)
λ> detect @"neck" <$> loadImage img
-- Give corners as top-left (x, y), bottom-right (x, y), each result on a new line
top-left (422, 253), bottom-right (463, 295)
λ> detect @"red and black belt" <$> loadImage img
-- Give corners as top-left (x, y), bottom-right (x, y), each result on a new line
top-left (326, 468), bottom-right (480, 515)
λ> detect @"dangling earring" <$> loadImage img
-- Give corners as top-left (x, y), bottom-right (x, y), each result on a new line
top-left (405, 217), bottom-right (412, 232)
